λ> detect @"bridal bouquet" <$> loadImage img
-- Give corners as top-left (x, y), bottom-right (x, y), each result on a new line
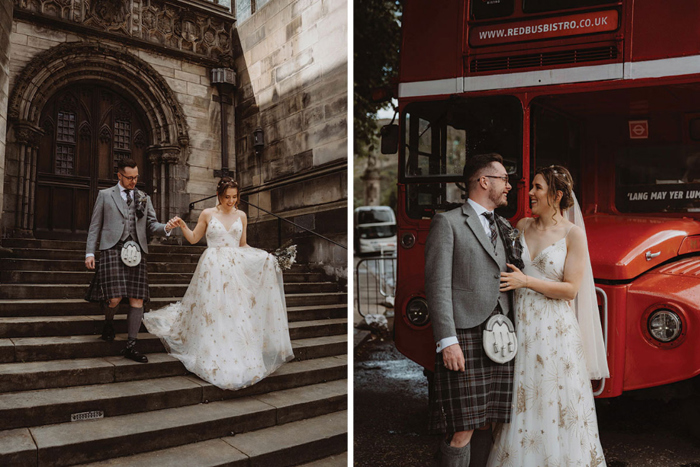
top-left (272, 241), bottom-right (297, 272)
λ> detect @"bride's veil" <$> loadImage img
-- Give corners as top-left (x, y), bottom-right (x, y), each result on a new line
top-left (565, 193), bottom-right (610, 380)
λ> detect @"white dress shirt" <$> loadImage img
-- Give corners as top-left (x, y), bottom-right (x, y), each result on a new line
top-left (435, 198), bottom-right (495, 353)
top-left (86, 182), bottom-right (170, 258)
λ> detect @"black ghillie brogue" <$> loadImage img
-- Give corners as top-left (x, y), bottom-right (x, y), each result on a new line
top-left (121, 339), bottom-right (148, 363)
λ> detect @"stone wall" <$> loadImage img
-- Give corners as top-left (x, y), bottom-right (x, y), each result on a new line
top-left (233, 0), bottom-right (348, 279)
top-left (2, 17), bottom-right (230, 234)
top-left (1, 0), bottom-right (348, 279)
top-left (0, 2), bottom-right (12, 240)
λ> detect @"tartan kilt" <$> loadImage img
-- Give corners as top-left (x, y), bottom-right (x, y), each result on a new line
top-left (428, 317), bottom-right (514, 434)
top-left (85, 243), bottom-right (149, 302)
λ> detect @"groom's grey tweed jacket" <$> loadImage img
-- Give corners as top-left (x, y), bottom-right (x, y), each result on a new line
top-left (425, 201), bottom-right (512, 343)
top-left (86, 184), bottom-right (167, 255)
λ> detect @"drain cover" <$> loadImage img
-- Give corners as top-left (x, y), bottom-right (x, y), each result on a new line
top-left (71, 410), bottom-right (104, 422)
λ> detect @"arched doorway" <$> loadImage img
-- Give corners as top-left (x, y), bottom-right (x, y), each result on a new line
top-left (34, 84), bottom-right (152, 239)
top-left (6, 42), bottom-right (190, 239)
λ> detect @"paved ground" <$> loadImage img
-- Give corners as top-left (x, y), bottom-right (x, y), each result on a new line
top-left (354, 334), bottom-right (700, 467)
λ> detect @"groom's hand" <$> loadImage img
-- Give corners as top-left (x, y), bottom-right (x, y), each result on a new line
top-left (165, 217), bottom-right (181, 231)
top-left (442, 344), bottom-right (465, 372)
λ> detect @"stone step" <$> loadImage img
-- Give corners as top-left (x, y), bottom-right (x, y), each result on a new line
top-left (2, 238), bottom-right (208, 254)
top-left (0, 306), bottom-right (347, 337)
top-left (1, 258), bottom-right (200, 273)
top-left (0, 282), bottom-right (338, 299)
top-left (0, 331), bottom-right (347, 364)
top-left (0, 380), bottom-right (347, 466)
top-left (288, 319), bottom-right (347, 340)
top-left (76, 411), bottom-right (347, 467)
top-left (1, 269), bottom-right (328, 284)
top-left (0, 353), bottom-right (187, 393)
top-left (0, 345), bottom-right (345, 394)
top-left (2, 270), bottom-right (195, 285)
top-left (0, 293), bottom-right (347, 316)
top-left (7, 248), bottom-right (204, 263)
top-left (298, 452), bottom-right (348, 467)
top-left (0, 359), bottom-right (348, 430)
top-left (291, 335), bottom-right (347, 362)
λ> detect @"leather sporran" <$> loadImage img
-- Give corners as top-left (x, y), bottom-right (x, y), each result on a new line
top-left (483, 313), bottom-right (517, 364)
top-left (120, 240), bottom-right (142, 267)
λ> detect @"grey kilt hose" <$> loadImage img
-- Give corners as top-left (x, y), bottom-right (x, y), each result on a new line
top-left (428, 309), bottom-right (514, 434)
top-left (85, 241), bottom-right (150, 302)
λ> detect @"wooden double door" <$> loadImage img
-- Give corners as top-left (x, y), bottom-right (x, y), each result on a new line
top-left (35, 84), bottom-right (152, 239)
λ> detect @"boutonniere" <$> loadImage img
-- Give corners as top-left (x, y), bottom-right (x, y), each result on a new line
top-left (134, 189), bottom-right (147, 219)
top-left (507, 227), bottom-right (522, 243)
top-left (495, 215), bottom-right (525, 269)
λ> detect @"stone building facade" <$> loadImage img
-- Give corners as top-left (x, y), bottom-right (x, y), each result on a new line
top-left (0, 0), bottom-right (347, 277)
top-left (233, 0), bottom-right (347, 278)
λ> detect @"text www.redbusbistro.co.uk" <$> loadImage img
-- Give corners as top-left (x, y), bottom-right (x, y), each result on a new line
top-left (478, 15), bottom-right (611, 41)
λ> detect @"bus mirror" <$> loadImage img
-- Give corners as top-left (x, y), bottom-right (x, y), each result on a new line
top-left (381, 124), bottom-right (399, 154)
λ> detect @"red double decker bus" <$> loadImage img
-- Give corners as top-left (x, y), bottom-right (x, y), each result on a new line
top-left (390, 0), bottom-right (700, 397)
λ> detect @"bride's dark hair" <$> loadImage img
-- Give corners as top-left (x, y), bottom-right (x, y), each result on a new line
top-left (216, 177), bottom-right (239, 208)
top-left (535, 165), bottom-right (574, 217)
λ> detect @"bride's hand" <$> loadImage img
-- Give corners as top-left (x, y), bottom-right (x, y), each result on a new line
top-left (500, 264), bottom-right (528, 291)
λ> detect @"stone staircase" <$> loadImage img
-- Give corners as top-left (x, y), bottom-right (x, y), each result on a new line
top-left (0, 238), bottom-right (348, 466)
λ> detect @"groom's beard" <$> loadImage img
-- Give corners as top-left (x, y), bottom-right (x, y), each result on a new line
top-left (488, 185), bottom-right (509, 208)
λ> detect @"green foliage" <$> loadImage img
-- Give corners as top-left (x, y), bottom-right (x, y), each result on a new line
top-left (354, 0), bottom-right (402, 158)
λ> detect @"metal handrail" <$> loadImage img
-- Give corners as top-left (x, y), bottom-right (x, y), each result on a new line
top-left (188, 195), bottom-right (347, 250)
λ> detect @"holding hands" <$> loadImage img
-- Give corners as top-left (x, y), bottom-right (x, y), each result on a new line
top-left (500, 263), bottom-right (528, 292)
top-left (165, 216), bottom-right (182, 232)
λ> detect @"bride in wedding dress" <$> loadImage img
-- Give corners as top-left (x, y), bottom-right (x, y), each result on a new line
top-left (489, 166), bottom-right (609, 467)
top-left (143, 178), bottom-right (294, 390)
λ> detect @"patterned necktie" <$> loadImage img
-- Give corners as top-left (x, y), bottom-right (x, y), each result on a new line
top-left (125, 189), bottom-right (132, 206)
top-left (481, 211), bottom-right (498, 251)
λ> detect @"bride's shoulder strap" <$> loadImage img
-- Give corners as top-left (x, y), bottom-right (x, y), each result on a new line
top-left (564, 223), bottom-right (575, 238)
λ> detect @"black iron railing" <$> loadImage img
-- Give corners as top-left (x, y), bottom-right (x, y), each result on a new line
top-left (188, 196), bottom-right (347, 250)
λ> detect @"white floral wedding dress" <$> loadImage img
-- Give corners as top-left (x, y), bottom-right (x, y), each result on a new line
top-left (488, 235), bottom-right (606, 467)
top-left (143, 216), bottom-right (294, 390)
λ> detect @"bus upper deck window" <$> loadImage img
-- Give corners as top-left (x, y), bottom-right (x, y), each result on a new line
top-left (471, 0), bottom-right (514, 20)
top-left (522, 0), bottom-right (617, 14)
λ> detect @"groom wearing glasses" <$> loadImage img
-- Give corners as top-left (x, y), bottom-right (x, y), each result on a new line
top-left (85, 158), bottom-right (180, 363)
top-left (425, 153), bottom-right (517, 467)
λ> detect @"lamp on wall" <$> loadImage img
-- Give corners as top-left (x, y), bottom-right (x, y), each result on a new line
top-left (210, 67), bottom-right (237, 178)
top-left (253, 127), bottom-right (264, 154)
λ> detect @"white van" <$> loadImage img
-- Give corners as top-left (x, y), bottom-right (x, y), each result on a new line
top-left (354, 206), bottom-right (397, 255)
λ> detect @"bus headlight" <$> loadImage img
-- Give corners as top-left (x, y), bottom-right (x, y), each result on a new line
top-left (647, 309), bottom-right (682, 343)
top-left (406, 297), bottom-right (430, 327)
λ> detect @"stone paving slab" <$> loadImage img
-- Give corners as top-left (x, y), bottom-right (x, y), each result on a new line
top-left (0, 376), bottom-right (204, 430)
top-left (298, 452), bottom-right (348, 466)
top-left (0, 339), bottom-right (14, 363)
top-left (0, 356), bottom-right (116, 392)
top-left (0, 353), bottom-right (186, 393)
top-left (30, 396), bottom-right (276, 466)
top-left (291, 334), bottom-right (347, 361)
top-left (0, 428), bottom-right (37, 466)
top-left (77, 438), bottom-right (248, 467)
top-left (222, 410), bottom-right (347, 467)
top-left (193, 355), bottom-right (348, 401)
top-left (254, 379), bottom-right (347, 425)
top-left (10, 333), bottom-right (164, 361)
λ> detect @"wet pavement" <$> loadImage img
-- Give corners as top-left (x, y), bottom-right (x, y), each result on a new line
top-left (354, 334), bottom-right (700, 467)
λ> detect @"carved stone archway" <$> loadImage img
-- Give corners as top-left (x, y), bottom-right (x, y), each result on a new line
top-left (6, 41), bottom-right (190, 236)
